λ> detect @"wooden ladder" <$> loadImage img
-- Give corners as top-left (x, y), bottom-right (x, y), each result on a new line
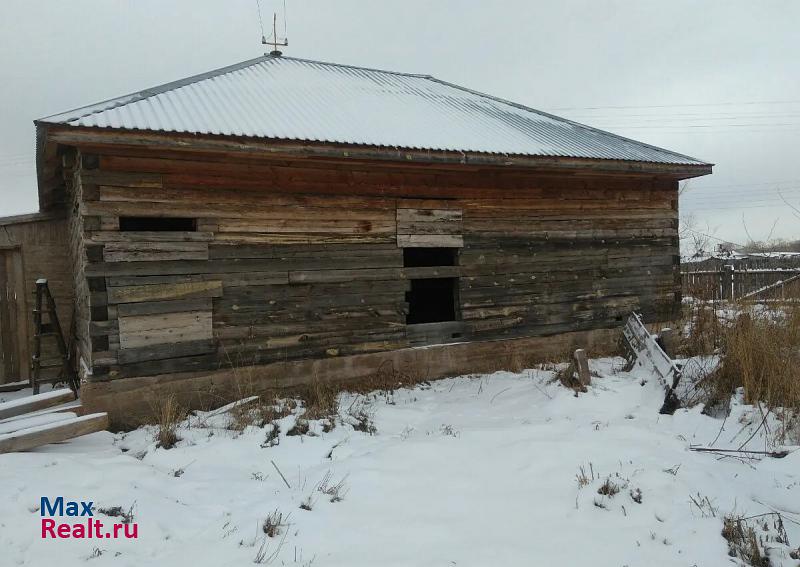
top-left (31, 279), bottom-right (78, 395)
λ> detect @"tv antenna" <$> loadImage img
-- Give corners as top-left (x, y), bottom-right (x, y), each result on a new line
top-left (256, 0), bottom-right (288, 56)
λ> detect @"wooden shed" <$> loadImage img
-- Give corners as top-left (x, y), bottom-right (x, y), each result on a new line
top-left (0, 211), bottom-right (73, 386)
top-left (12, 54), bottom-right (711, 423)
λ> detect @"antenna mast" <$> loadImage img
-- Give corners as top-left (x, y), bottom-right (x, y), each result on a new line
top-left (262, 12), bottom-right (288, 56)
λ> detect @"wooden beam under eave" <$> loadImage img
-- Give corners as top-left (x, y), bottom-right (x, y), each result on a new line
top-left (43, 126), bottom-right (714, 180)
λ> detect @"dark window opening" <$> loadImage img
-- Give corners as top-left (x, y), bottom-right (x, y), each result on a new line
top-left (119, 216), bottom-right (197, 232)
top-left (403, 247), bottom-right (457, 268)
top-left (406, 278), bottom-right (457, 324)
top-left (403, 247), bottom-right (459, 325)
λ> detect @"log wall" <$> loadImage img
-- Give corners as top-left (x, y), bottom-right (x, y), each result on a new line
top-left (66, 147), bottom-right (680, 383)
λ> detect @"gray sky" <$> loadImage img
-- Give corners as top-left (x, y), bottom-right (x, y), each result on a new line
top-left (1, 0), bottom-right (799, 247)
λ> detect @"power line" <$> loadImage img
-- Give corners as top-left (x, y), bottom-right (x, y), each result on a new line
top-left (544, 99), bottom-right (800, 112)
top-left (680, 227), bottom-right (745, 248)
top-left (684, 203), bottom-right (796, 212)
top-left (255, 0), bottom-right (267, 42)
top-left (685, 178), bottom-right (800, 189)
top-left (682, 188), bottom-right (800, 201)
top-left (595, 122), bottom-right (800, 129)
top-left (564, 111), bottom-right (800, 120)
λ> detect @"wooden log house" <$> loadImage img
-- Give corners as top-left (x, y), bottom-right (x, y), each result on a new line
top-left (5, 54), bottom-right (711, 424)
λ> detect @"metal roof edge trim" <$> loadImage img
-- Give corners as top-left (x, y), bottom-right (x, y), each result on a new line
top-left (425, 77), bottom-right (713, 167)
top-left (0, 209), bottom-right (66, 228)
top-left (35, 54), bottom-right (277, 125)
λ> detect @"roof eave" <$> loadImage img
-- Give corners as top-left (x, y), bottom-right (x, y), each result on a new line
top-left (40, 125), bottom-right (713, 180)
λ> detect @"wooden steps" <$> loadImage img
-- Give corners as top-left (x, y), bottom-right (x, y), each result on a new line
top-left (0, 389), bottom-right (108, 454)
top-left (0, 389), bottom-right (75, 420)
top-left (0, 414), bottom-right (108, 454)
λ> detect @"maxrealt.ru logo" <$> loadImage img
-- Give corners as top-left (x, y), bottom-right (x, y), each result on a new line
top-left (40, 497), bottom-right (138, 539)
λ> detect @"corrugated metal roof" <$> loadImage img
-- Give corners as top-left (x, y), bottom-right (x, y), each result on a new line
top-left (38, 55), bottom-right (709, 166)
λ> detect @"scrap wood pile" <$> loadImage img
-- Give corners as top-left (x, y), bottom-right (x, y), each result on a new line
top-left (620, 312), bottom-right (683, 414)
top-left (0, 389), bottom-right (108, 454)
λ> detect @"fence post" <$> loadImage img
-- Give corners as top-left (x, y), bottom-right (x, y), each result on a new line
top-left (573, 349), bottom-right (591, 386)
top-left (725, 264), bottom-right (735, 301)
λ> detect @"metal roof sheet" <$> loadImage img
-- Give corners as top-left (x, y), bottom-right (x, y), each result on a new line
top-left (38, 55), bottom-right (709, 166)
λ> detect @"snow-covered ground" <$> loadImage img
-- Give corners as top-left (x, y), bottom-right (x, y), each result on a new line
top-left (1, 358), bottom-right (799, 566)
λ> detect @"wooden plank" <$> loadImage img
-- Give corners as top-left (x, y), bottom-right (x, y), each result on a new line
top-left (103, 242), bottom-right (209, 262)
top-left (118, 311), bottom-right (212, 349)
top-left (397, 199), bottom-right (463, 210)
top-left (397, 234), bottom-right (464, 248)
top-left (397, 222), bottom-right (463, 235)
top-left (85, 200), bottom-right (394, 223)
top-left (0, 380), bottom-right (28, 393)
top-left (109, 273), bottom-right (289, 288)
top-left (0, 413), bottom-right (109, 454)
top-left (396, 209), bottom-right (462, 223)
top-left (100, 353), bottom-right (219, 379)
top-left (0, 411), bottom-right (78, 435)
top-left (117, 298), bottom-right (212, 317)
top-left (406, 321), bottom-right (467, 346)
top-left (0, 400), bottom-right (82, 425)
top-left (213, 233), bottom-right (395, 245)
top-left (0, 389), bottom-right (75, 421)
top-left (108, 280), bottom-right (222, 304)
top-left (402, 266), bottom-right (461, 279)
top-left (574, 349), bottom-right (591, 386)
top-left (89, 231), bottom-right (214, 243)
top-left (288, 268), bottom-right (403, 284)
top-left (98, 183), bottom-right (396, 210)
top-left (117, 339), bottom-right (215, 364)
top-left (80, 170), bottom-right (162, 187)
top-left (217, 218), bottom-right (395, 234)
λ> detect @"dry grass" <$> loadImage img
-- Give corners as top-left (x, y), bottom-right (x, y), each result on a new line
top-left (597, 478), bottom-right (620, 497)
top-left (228, 398), bottom-right (294, 432)
top-left (286, 418), bottom-right (310, 437)
top-left (262, 509), bottom-right (285, 538)
top-left (720, 513), bottom-right (791, 567)
top-left (299, 376), bottom-right (337, 421)
top-left (712, 305), bottom-right (800, 413)
top-left (342, 359), bottom-right (429, 396)
top-left (150, 394), bottom-right (186, 450)
top-left (316, 471), bottom-right (349, 503)
top-left (679, 302), bottom-right (726, 357)
top-left (575, 463), bottom-right (596, 488)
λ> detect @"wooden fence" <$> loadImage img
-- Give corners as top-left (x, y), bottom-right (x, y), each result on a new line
top-left (681, 265), bottom-right (800, 301)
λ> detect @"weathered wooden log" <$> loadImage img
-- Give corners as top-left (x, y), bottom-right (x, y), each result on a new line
top-left (0, 413), bottom-right (109, 454)
top-left (574, 349), bottom-right (591, 386)
top-left (0, 389), bottom-right (75, 421)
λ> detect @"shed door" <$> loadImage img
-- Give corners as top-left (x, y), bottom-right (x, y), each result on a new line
top-left (0, 249), bottom-right (29, 383)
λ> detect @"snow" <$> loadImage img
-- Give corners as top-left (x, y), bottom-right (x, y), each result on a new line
top-left (1, 358), bottom-right (798, 566)
top-left (0, 412), bottom-right (77, 435)
top-left (0, 387), bottom-right (72, 412)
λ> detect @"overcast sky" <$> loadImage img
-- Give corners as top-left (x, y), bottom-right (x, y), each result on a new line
top-left (1, 0), bottom-right (799, 247)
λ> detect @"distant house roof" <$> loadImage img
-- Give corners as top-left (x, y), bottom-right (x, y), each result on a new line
top-left (37, 55), bottom-right (710, 167)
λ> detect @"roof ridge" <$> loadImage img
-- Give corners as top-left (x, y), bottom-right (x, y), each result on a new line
top-left (425, 76), bottom-right (711, 166)
top-left (279, 55), bottom-right (432, 79)
top-left (36, 54), bottom-right (277, 124)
